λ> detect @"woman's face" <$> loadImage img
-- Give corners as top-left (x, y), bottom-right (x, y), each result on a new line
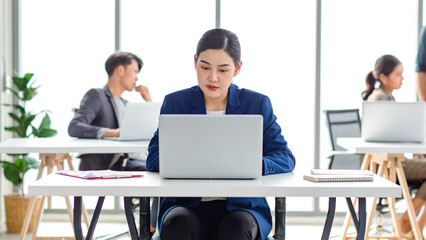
top-left (195, 49), bottom-right (241, 103)
top-left (381, 64), bottom-right (404, 91)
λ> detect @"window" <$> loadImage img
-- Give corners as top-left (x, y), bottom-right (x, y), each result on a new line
top-left (21, 0), bottom-right (115, 209)
top-left (320, 0), bottom-right (417, 211)
top-left (120, 0), bottom-right (215, 103)
top-left (221, 0), bottom-right (316, 211)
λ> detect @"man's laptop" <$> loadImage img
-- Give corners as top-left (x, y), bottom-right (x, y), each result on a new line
top-left (159, 114), bottom-right (263, 179)
top-left (361, 101), bottom-right (425, 143)
top-left (107, 102), bottom-right (161, 141)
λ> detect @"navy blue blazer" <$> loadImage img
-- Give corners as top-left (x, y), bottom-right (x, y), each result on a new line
top-left (146, 84), bottom-right (295, 240)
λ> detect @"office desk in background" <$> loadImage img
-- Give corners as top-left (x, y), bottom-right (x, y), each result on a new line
top-left (0, 137), bottom-right (149, 154)
top-left (28, 171), bottom-right (400, 240)
top-left (0, 137), bottom-right (150, 240)
top-left (337, 137), bottom-right (425, 240)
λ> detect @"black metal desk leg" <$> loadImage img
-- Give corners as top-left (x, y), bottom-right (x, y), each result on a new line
top-left (85, 196), bottom-right (105, 240)
top-left (274, 197), bottom-right (286, 240)
top-left (140, 197), bottom-right (151, 240)
top-left (345, 197), bottom-right (360, 232)
top-left (357, 198), bottom-right (366, 240)
top-left (321, 197), bottom-right (336, 240)
top-left (74, 196), bottom-right (84, 240)
top-left (124, 197), bottom-right (140, 240)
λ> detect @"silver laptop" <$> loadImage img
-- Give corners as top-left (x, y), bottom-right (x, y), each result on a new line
top-left (108, 102), bottom-right (161, 141)
top-left (159, 114), bottom-right (263, 179)
top-left (361, 101), bottom-right (425, 143)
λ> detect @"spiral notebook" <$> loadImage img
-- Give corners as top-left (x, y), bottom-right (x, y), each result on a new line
top-left (303, 169), bottom-right (374, 182)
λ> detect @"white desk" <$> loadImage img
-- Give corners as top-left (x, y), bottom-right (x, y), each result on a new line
top-left (28, 171), bottom-right (400, 240)
top-left (0, 137), bottom-right (149, 240)
top-left (0, 137), bottom-right (149, 154)
top-left (337, 137), bottom-right (425, 240)
top-left (337, 137), bottom-right (426, 154)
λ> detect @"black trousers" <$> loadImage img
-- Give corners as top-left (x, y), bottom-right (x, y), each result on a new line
top-left (161, 200), bottom-right (260, 240)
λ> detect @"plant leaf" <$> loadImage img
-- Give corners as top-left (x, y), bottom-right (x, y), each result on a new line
top-left (12, 76), bottom-right (27, 91)
top-left (38, 113), bottom-right (51, 129)
top-left (8, 112), bottom-right (23, 124)
top-left (3, 165), bottom-right (22, 186)
top-left (36, 129), bottom-right (57, 138)
top-left (4, 126), bottom-right (27, 138)
top-left (5, 87), bottom-right (21, 100)
top-left (31, 126), bottom-right (39, 136)
top-left (35, 114), bottom-right (57, 138)
top-left (14, 158), bottom-right (25, 172)
top-left (23, 73), bottom-right (34, 83)
top-left (24, 113), bottom-right (36, 126)
top-left (0, 161), bottom-right (22, 186)
top-left (10, 104), bottom-right (25, 115)
top-left (23, 87), bottom-right (39, 101)
top-left (25, 157), bottom-right (40, 169)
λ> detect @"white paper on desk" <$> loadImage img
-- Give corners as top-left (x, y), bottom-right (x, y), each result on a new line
top-left (56, 170), bottom-right (143, 179)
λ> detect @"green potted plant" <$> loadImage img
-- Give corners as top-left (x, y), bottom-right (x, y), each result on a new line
top-left (0, 73), bottom-right (57, 233)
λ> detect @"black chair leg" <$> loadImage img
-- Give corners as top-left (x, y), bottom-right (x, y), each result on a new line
top-left (274, 197), bottom-right (286, 240)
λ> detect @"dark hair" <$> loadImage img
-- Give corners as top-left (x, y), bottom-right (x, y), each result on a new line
top-left (362, 54), bottom-right (401, 100)
top-left (105, 51), bottom-right (143, 77)
top-left (196, 28), bottom-right (241, 67)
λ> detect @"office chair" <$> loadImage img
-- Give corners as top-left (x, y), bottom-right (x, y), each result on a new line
top-left (323, 109), bottom-right (363, 169)
top-left (146, 197), bottom-right (287, 240)
top-left (323, 109), bottom-right (394, 236)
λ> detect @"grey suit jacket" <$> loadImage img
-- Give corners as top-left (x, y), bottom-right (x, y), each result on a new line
top-left (68, 86), bottom-right (127, 170)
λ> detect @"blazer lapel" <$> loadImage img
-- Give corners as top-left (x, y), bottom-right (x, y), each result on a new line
top-left (226, 84), bottom-right (242, 114)
top-left (190, 86), bottom-right (207, 114)
top-left (104, 85), bottom-right (121, 126)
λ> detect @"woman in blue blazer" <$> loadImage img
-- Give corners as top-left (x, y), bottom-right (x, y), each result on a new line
top-left (146, 28), bottom-right (295, 240)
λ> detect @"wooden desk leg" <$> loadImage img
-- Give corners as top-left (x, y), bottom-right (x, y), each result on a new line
top-left (395, 161), bottom-right (423, 240)
top-left (31, 196), bottom-right (46, 240)
top-left (340, 198), bottom-right (356, 240)
top-left (19, 197), bottom-right (38, 240)
top-left (387, 159), bottom-right (401, 238)
top-left (46, 156), bottom-right (55, 209)
top-left (19, 158), bottom-right (47, 240)
top-left (65, 196), bottom-right (74, 228)
top-left (364, 197), bottom-right (377, 239)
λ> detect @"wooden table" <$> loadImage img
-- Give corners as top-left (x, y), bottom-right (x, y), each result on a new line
top-left (338, 137), bottom-right (426, 240)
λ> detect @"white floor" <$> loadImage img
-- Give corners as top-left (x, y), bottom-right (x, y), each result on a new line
top-left (0, 216), bottom-right (372, 240)
top-left (0, 222), bottom-right (334, 240)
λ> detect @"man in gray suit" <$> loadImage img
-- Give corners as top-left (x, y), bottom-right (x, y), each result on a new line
top-left (69, 51), bottom-right (158, 233)
top-left (68, 51), bottom-right (152, 171)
